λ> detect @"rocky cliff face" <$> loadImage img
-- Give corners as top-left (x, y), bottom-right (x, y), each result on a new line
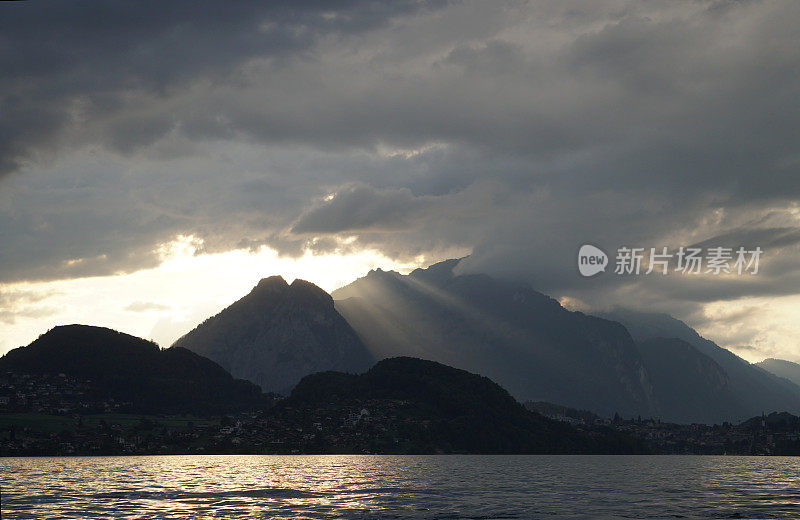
top-left (600, 309), bottom-right (800, 421)
top-left (173, 276), bottom-right (374, 394)
top-left (333, 259), bottom-right (656, 418)
top-left (636, 337), bottom-right (740, 423)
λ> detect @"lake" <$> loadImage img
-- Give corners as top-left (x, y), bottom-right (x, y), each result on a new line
top-left (1, 455), bottom-right (799, 519)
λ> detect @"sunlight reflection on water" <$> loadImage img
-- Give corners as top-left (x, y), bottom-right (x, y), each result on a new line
top-left (2, 455), bottom-right (800, 519)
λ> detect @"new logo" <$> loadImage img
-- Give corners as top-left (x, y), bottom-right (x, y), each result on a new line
top-left (578, 244), bottom-right (608, 277)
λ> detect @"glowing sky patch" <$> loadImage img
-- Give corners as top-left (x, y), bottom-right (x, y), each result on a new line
top-left (0, 236), bottom-right (429, 354)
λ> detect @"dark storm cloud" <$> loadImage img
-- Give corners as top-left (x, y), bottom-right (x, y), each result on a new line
top-left (2, 0), bottom-right (800, 350)
top-left (692, 227), bottom-right (800, 251)
top-left (292, 184), bottom-right (432, 233)
top-left (0, 0), bottom-right (437, 177)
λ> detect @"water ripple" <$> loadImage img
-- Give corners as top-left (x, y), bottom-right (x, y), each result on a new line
top-left (1, 455), bottom-right (800, 519)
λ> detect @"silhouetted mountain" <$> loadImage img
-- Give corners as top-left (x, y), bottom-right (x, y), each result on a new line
top-left (599, 309), bottom-right (800, 422)
top-left (173, 276), bottom-right (374, 394)
top-left (0, 324), bottom-right (264, 414)
top-left (756, 358), bottom-right (800, 387)
top-left (333, 259), bottom-right (655, 418)
top-left (278, 357), bottom-right (647, 454)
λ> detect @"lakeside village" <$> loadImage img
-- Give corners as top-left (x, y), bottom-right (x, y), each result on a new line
top-left (2, 371), bottom-right (800, 456)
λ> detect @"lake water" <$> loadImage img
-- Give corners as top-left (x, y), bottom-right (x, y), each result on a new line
top-left (1, 455), bottom-right (799, 519)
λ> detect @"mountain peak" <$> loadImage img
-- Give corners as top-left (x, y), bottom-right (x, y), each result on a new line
top-left (366, 267), bottom-right (400, 278)
top-left (409, 257), bottom-right (464, 283)
top-left (30, 324), bottom-right (159, 356)
top-left (44, 323), bottom-right (126, 339)
top-left (254, 275), bottom-right (289, 291)
top-left (289, 277), bottom-right (320, 289)
top-left (289, 278), bottom-right (334, 306)
top-left (173, 275), bottom-right (374, 394)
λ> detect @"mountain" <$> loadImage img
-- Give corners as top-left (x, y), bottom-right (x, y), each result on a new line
top-left (278, 356), bottom-right (647, 454)
top-left (635, 338), bottom-right (740, 423)
top-left (172, 276), bottom-right (374, 394)
top-left (332, 259), bottom-right (655, 418)
top-left (0, 324), bottom-right (264, 414)
top-left (599, 309), bottom-right (800, 421)
top-left (756, 358), bottom-right (800, 387)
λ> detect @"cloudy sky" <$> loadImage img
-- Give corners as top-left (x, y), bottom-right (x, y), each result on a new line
top-left (2, 0), bottom-right (799, 361)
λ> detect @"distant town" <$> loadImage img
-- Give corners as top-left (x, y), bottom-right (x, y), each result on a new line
top-left (3, 369), bottom-right (800, 457)
top-left (526, 401), bottom-right (800, 456)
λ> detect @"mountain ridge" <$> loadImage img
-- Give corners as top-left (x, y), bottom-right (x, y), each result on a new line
top-left (598, 308), bottom-right (800, 421)
top-left (756, 358), bottom-right (800, 388)
top-left (334, 258), bottom-right (800, 423)
top-left (333, 258), bottom-right (657, 418)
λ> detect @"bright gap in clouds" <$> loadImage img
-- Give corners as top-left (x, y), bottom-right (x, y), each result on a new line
top-left (0, 236), bottom-right (427, 355)
top-left (696, 295), bottom-right (800, 364)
